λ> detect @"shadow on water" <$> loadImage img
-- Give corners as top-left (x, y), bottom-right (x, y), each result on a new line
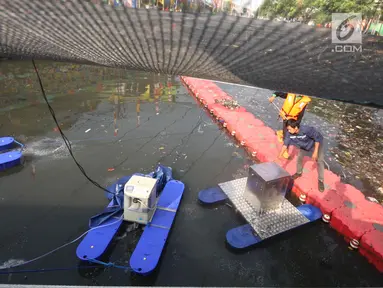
top-left (0, 164), bottom-right (25, 178)
top-left (224, 220), bottom-right (324, 255)
top-left (76, 217), bottom-right (175, 285)
top-left (76, 222), bottom-right (144, 280)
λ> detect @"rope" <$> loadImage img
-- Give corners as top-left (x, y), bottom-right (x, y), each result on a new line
top-left (14, 139), bottom-right (25, 149)
top-left (88, 259), bottom-right (131, 271)
top-left (0, 265), bottom-right (100, 275)
top-left (0, 216), bottom-right (123, 271)
top-left (31, 59), bottom-right (114, 195)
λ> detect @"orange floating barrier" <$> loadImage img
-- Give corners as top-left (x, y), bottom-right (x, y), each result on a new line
top-left (360, 229), bottom-right (383, 272)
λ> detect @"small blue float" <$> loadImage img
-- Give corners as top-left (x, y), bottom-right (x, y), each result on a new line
top-left (76, 166), bottom-right (184, 275)
top-left (198, 186), bottom-right (227, 205)
top-left (0, 137), bottom-right (15, 151)
top-left (0, 137), bottom-right (24, 171)
top-left (198, 162), bottom-right (323, 250)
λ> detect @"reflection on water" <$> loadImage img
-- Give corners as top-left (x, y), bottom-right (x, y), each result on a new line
top-left (0, 60), bottom-right (181, 137)
top-left (0, 60), bottom-right (188, 183)
top-left (217, 83), bottom-right (383, 201)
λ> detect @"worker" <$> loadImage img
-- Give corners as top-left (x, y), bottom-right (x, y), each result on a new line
top-left (269, 91), bottom-right (311, 158)
top-left (278, 119), bottom-right (325, 192)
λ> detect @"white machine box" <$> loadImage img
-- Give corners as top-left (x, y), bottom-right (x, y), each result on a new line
top-left (123, 175), bottom-right (158, 225)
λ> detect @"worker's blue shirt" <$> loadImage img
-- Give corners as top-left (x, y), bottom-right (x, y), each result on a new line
top-left (284, 125), bottom-right (323, 151)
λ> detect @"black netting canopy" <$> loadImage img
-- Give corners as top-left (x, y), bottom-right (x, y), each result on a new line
top-left (1, 0), bottom-right (382, 107)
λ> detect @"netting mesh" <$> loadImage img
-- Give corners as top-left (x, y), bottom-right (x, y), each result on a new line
top-left (1, 0), bottom-right (382, 107)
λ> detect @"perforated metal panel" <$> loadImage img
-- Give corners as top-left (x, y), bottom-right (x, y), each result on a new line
top-left (219, 178), bottom-right (309, 240)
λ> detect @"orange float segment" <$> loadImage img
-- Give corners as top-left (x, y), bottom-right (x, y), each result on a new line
top-left (235, 113), bottom-right (265, 144)
top-left (360, 229), bottom-right (383, 272)
top-left (330, 203), bottom-right (375, 240)
top-left (357, 201), bottom-right (383, 225)
top-left (333, 183), bottom-right (366, 205)
top-left (308, 189), bottom-right (344, 214)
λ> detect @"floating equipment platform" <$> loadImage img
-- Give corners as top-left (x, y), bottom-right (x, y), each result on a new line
top-left (198, 162), bottom-right (322, 249)
top-left (76, 166), bottom-right (184, 276)
top-left (0, 137), bottom-right (24, 171)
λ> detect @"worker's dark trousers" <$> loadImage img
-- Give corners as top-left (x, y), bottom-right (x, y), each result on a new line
top-left (282, 107), bottom-right (307, 141)
top-left (296, 144), bottom-right (325, 182)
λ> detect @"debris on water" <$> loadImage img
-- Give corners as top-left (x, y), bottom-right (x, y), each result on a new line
top-left (31, 164), bottom-right (36, 178)
top-left (107, 168), bottom-right (115, 172)
top-left (366, 197), bottom-right (379, 203)
top-left (0, 259), bottom-right (25, 269)
top-left (214, 99), bottom-right (240, 109)
top-left (225, 143), bottom-right (234, 147)
top-left (85, 128), bottom-right (91, 133)
top-left (232, 152), bottom-right (242, 159)
top-left (225, 203), bottom-right (233, 208)
top-left (159, 147), bottom-right (164, 150)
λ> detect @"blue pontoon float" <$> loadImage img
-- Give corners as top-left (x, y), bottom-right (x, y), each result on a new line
top-left (76, 165), bottom-right (184, 275)
top-left (0, 137), bottom-right (24, 171)
top-left (198, 162), bottom-right (322, 249)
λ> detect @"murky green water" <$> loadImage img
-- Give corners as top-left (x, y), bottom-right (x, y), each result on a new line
top-left (0, 60), bottom-right (178, 136)
top-left (1, 60), bottom-right (382, 199)
top-left (0, 60), bottom-right (382, 286)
